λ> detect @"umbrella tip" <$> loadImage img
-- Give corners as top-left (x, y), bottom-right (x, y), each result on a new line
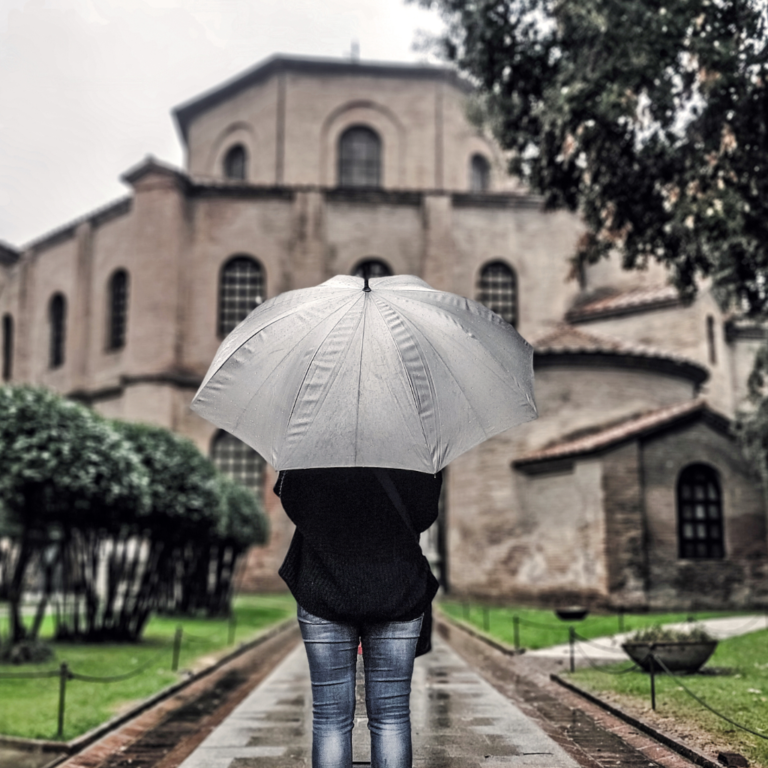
top-left (363, 276), bottom-right (371, 292)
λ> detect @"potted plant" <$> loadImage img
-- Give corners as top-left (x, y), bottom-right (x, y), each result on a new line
top-left (622, 624), bottom-right (718, 673)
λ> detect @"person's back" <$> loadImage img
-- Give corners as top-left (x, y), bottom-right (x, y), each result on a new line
top-left (276, 466), bottom-right (441, 768)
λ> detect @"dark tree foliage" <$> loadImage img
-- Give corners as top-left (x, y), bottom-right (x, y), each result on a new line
top-left (415, 0), bottom-right (768, 312)
top-left (0, 386), bottom-right (150, 643)
top-left (111, 422), bottom-right (269, 619)
top-left (415, 0), bottom-right (768, 476)
top-left (0, 386), bottom-right (270, 649)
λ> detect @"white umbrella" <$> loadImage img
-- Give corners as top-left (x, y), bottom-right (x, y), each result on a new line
top-left (190, 275), bottom-right (537, 473)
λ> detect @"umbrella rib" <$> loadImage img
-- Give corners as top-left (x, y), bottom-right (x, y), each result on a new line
top-left (390, 295), bottom-right (534, 399)
top-left (370, 297), bottom-right (438, 461)
top-left (230, 298), bottom-right (362, 434)
top-left (284, 295), bottom-right (366, 428)
top-left (388, 305), bottom-right (500, 441)
top-left (353, 297), bottom-right (368, 465)
top-left (201, 294), bottom-right (346, 389)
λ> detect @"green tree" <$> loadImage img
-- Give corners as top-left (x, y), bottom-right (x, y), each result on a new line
top-left (0, 386), bottom-right (150, 643)
top-left (415, 0), bottom-right (768, 310)
top-left (208, 474), bottom-right (269, 615)
top-left (112, 422), bottom-right (269, 620)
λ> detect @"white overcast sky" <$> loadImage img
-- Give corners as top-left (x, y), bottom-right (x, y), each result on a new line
top-left (0, 0), bottom-right (445, 248)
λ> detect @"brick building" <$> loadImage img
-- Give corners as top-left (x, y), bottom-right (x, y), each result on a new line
top-left (1, 54), bottom-right (766, 609)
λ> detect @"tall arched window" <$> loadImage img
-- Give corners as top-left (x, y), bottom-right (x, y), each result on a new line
top-left (677, 464), bottom-right (724, 559)
top-left (470, 154), bottom-right (491, 192)
top-left (353, 259), bottom-right (393, 280)
top-left (223, 144), bottom-right (247, 180)
top-left (218, 256), bottom-right (264, 337)
top-left (2, 314), bottom-right (13, 381)
top-left (338, 126), bottom-right (381, 188)
top-left (211, 430), bottom-right (266, 498)
top-left (476, 261), bottom-right (518, 326)
top-left (107, 269), bottom-right (129, 351)
top-left (49, 293), bottom-right (66, 369)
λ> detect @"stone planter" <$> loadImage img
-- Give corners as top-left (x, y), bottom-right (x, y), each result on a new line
top-left (555, 607), bottom-right (589, 621)
top-left (622, 641), bottom-right (719, 673)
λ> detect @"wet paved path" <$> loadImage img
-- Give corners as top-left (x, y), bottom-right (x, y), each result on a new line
top-left (178, 636), bottom-right (580, 768)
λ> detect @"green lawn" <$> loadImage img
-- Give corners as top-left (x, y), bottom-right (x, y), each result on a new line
top-left (565, 630), bottom-right (768, 768)
top-left (438, 599), bottom-right (749, 650)
top-left (0, 593), bottom-right (296, 742)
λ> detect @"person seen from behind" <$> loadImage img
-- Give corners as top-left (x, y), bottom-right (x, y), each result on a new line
top-left (275, 466), bottom-right (441, 768)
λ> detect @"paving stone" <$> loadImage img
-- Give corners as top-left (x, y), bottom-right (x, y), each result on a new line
top-left (178, 636), bottom-right (581, 768)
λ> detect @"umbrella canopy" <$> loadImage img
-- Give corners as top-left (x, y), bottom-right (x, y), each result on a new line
top-left (190, 275), bottom-right (537, 473)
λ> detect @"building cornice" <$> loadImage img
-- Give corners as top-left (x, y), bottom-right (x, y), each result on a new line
top-left (69, 371), bottom-right (203, 405)
top-left (0, 241), bottom-right (20, 266)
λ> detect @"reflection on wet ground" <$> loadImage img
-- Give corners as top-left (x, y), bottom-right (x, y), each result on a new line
top-left (180, 637), bottom-right (579, 768)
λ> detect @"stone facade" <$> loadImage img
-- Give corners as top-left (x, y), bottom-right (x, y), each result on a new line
top-left (1, 54), bottom-right (766, 608)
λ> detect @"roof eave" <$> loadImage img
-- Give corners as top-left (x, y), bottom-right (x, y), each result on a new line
top-left (534, 349), bottom-right (709, 386)
top-left (513, 402), bottom-right (732, 471)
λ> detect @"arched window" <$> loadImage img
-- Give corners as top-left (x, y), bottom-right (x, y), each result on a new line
top-left (476, 261), bottom-right (518, 326)
top-left (2, 314), bottom-right (13, 381)
top-left (352, 259), bottom-right (393, 280)
top-left (211, 430), bottom-right (266, 497)
top-left (107, 269), bottom-right (129, 351)
top-left (338, 126), bottom-right (381, 188)
top-left (470, 154), bottom-right (491, 192)
top-left (49, 293), bottom-right (66, 369)
top-left (223, 144), bottom-right (247, 180)
top-left (677, 464), bottom-right (724, 559)
top-left (218, 256), bottom-right (264, 337)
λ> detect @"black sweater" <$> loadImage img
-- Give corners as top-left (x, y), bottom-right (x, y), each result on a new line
top-left (276, 467), bottom-right (441, 623)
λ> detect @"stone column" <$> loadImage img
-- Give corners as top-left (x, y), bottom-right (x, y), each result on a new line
top-left (420, 193), bottom-right (455, 292)
top-left (286, 189), bottom-right (327, 290)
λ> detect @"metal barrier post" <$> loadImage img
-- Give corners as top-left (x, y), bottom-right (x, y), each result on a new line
top-left (57, 663), bottom-right (69, 738)
top-left (569, 627), bottom-right (575, 673)
top-left (172, 626), bottom-right (183, 672)
top-left (229, 613), bottom-right (237, 645)
top-left (513, 615), bottom-right (520, 651)
top-left (649, 648), bottom-right (657, 710)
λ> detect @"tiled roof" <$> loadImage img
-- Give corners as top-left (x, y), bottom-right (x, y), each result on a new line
top-left (22, 196), bottom-right (132, 253)
top-left (534, 324), bottom-right (690, 363)
top-left (514, 399), bottom-right (729, 467)
top-left (566, 285), bottom-right (682, 322)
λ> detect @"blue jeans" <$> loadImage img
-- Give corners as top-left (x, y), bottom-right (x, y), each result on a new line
top-left (297, 605), bottom-right (422, 768)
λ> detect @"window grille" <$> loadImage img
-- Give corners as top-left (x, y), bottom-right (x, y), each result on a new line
top-left (476, 261), bottom-right (518, 326)
top-left (211, 431), bottom-right (265, 497)
top-left (470, 154), bottom-right (491, 192)
top-left (218, 256), bottom-right (264, 337)
top-left (2, 314), bottom-right (13, 381)
top-left (353, 259), bottom-right (392, 280)
top-left (224, 144), bottom-right (247, 180)
top-left (49, 293), bottom-right (66, 369)
top-left (677, 464), bottom-right (724, 559)
top-left (338, 126), bottom-right (381, 188)
top-left (107, 269), bottom-right (129, 351)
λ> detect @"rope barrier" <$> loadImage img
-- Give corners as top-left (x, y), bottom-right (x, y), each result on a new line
top-left (651, 653), bottom-right (768, 741)
top-left (0, 668), bottom-right (61, 680)
top-left (574, 640), bottom-right (640, 675)
top-left (573, 632), bottom-right (626, 652)
top-left (68, 644), bottom-right (172, 683)
top-left (183, 629), bottom-right (225, 643)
